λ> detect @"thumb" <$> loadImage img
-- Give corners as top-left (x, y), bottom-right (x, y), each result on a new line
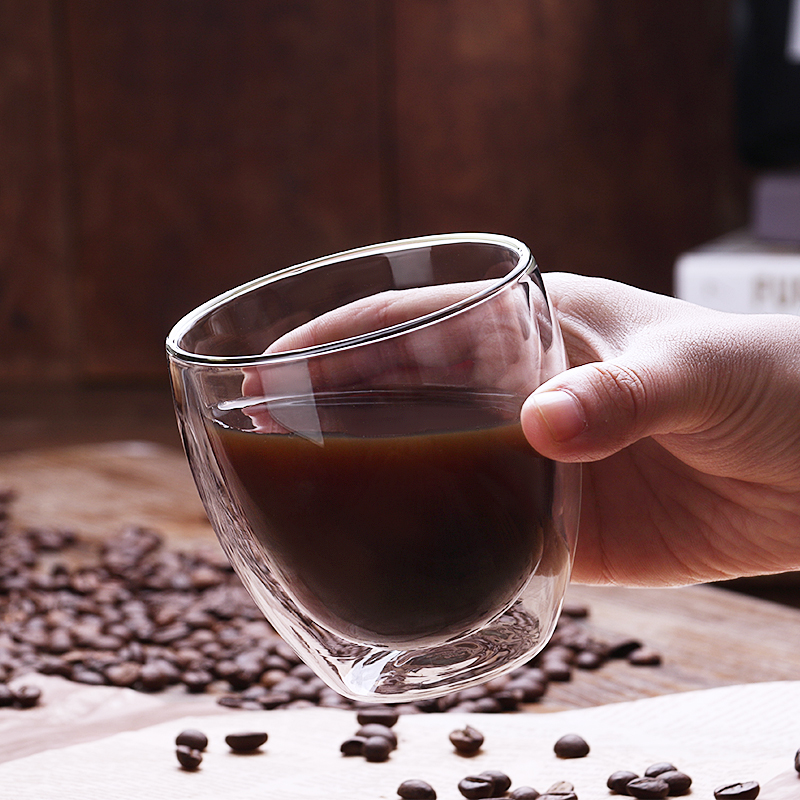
top-left (520, 359), bottom-right (682, 462)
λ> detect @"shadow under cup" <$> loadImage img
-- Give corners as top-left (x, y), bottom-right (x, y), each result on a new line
top-left (166, 233), bottom-right (580, 702)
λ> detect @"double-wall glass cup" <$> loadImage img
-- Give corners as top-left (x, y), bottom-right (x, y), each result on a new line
top-left (166, 233), bottom-right (580, 702)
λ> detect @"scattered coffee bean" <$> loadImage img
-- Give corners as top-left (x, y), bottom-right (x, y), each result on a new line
top-left (795, 747), bottom-right (800, 773)
top-left (458, 775), bottom-right (496, 799)
top-left (449, 725), bottom-right (484, 755)
top-left (175, 729), bottom-right (208, 751)
top-left (546, 780), bottom-right (575, 794)
top-left (643, 763), bottom-right (677, 777)
top-left (554, 733), bottom-right (590, 758)
top-left (340, 735), bottom-right (368, 756)
top-left (11, 685), bottom-right (41, 709)
top-left (175, 744), bottom-right (203, 771)
top-left (657, 770), bottom-right (692, 796)
top-left (477, 770), bottom-right (512, 797)
top-left (224, 731), bottom-right (268, 752)
top-left (539, 788), bottom-right (578, 800)
top-left (626, 777), bottom-right (669, 799)
top-left (397, 778), bottom-right (437, 799)
top-left (363, 735), bottom-right (393, 762)
top-left (509, 787), bottom-right (541, 800)
top-left (574, 650), bottom-right (603, 670)
top-left (608, 770), bottom-right (639, 794)
top-left (713, 782), bottom-right (760, 800)
top-left (605, 637), bottom-right (643, 658)
top-left (358, 706), bottom-right (399, 728)
top-left (627, 647), bottom-right (662, 667)
top-left (0, 685), bottom-right (14, 707)
top-left (561, 602), bottom-right (589, 618)
top-left (542, 660), bottom-right (572, 682)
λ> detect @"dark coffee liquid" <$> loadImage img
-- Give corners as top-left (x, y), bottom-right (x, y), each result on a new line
top-left (208, 389), bottom-right (555, 646)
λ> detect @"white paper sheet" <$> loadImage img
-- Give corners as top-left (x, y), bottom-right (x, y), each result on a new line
top-left (1, 680), bottom-right (798, 799)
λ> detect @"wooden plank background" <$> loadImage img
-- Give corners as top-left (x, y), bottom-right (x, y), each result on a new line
top-left (1, 1), bottom-right (750, 385)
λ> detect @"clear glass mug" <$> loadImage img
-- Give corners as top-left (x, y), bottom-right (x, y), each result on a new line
top-left (166, 233), bottom-right (580, 702)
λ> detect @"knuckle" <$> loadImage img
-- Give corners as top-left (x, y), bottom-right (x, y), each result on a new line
top-left (589, 362), bottom-right (650, 421)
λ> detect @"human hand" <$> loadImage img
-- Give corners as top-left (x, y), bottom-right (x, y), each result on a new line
top-left (522, 272), bottom-right (800, 586)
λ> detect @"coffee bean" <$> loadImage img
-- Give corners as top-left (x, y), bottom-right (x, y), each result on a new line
top-left (657, 770), bottom-right (692, 796)
top-left (713, 782), bottom-right (760, 800)
top-left (363, 735), bottom-right (393, 762)
top-left (105, 662), bottom-right (141, 687)
top-left (12, 685), bottom-right (41, 708)
top-left (0, 685), bottom-right (15, 707)
top-left (628, 647), bottom-right (662, 666)
top-left (458, 775), bottom-right (495, 799)
top-left (225, 731), bottom-right (268, 752)
top-left (607, 770), bottom-right (639, 794)
top-left (542, 660), bottom-right (572, 682)
top-left (574, 650), bottom-right (604, 669)
top-left (449, 725), bottom-right (484, 755)
top-left (545, 780), bottom-right (575, 794)
top-left (605, 637), bottom-right (642, 658)
top-left (340, 735), bottom-right (368, 756)
top-left (357, 705), bottom-right (399, 728)
top-left (176, 745), bottom-right (203, 771)
top-left (626, 777), bottom-right (669, 799)
top-left (509, 787), bottom-right (541, 800)
top-left (539, 786), bottom-right (578, 800)
top-left (477, 770), bottom-right (512, 797)
top-left (357, 723), bottom-right (397, 749)
top-left (397, 778), bottom-right (437, 799)
top-left (561, 602), bottom-right (589, 618)
top-left (507, 676), bottom-right (547, 702)
top-left (175, 729), bottom-right (208, 751)
top-left (553, 733), bottom-right (590, 758)
top-left (181, 668), bottom-right (213, 693)
top-left (644, 763), bottom-right (677, 778)
top-left (795, 747), bottom-right (800, 773)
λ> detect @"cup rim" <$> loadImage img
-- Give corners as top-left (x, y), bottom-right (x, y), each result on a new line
top-left (166, 232), bottom-right (535, 367)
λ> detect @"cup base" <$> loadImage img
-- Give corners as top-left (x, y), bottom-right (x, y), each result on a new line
top-left (326, 602), bottom-right (548, 701)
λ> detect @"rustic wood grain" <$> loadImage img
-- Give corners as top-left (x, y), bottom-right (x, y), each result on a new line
top-left (1, 2), bottom-right (751, 384)
top-left (64, 1), bottom-right (386, 380)
top-left (392, 1), bottom-right (750, 294)
top-left (0, 0), bottom-right (74, 381)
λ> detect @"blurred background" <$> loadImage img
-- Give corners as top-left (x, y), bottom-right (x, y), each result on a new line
top-left (1, 1), bottom-right (754, 401)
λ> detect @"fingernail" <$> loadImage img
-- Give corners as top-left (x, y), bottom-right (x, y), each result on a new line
top-left (530, 390), bottom-right (586, 442)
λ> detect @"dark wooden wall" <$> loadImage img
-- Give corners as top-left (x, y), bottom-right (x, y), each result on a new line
top-left (1, 1), bottom-right (749, 386)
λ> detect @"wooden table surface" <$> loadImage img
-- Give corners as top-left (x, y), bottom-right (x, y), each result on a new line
top-left (2, 440), bottom-right (800, 712)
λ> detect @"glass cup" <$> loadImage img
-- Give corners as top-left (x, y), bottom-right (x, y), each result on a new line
top-left (166, 233), bottom-right (580, 702)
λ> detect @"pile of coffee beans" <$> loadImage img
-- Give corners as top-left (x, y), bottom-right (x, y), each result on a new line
top-left (0, 488), bottom-right (661, 712)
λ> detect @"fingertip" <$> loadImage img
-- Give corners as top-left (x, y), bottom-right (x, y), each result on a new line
top-left (521, 388), bottom-right (587, 458)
